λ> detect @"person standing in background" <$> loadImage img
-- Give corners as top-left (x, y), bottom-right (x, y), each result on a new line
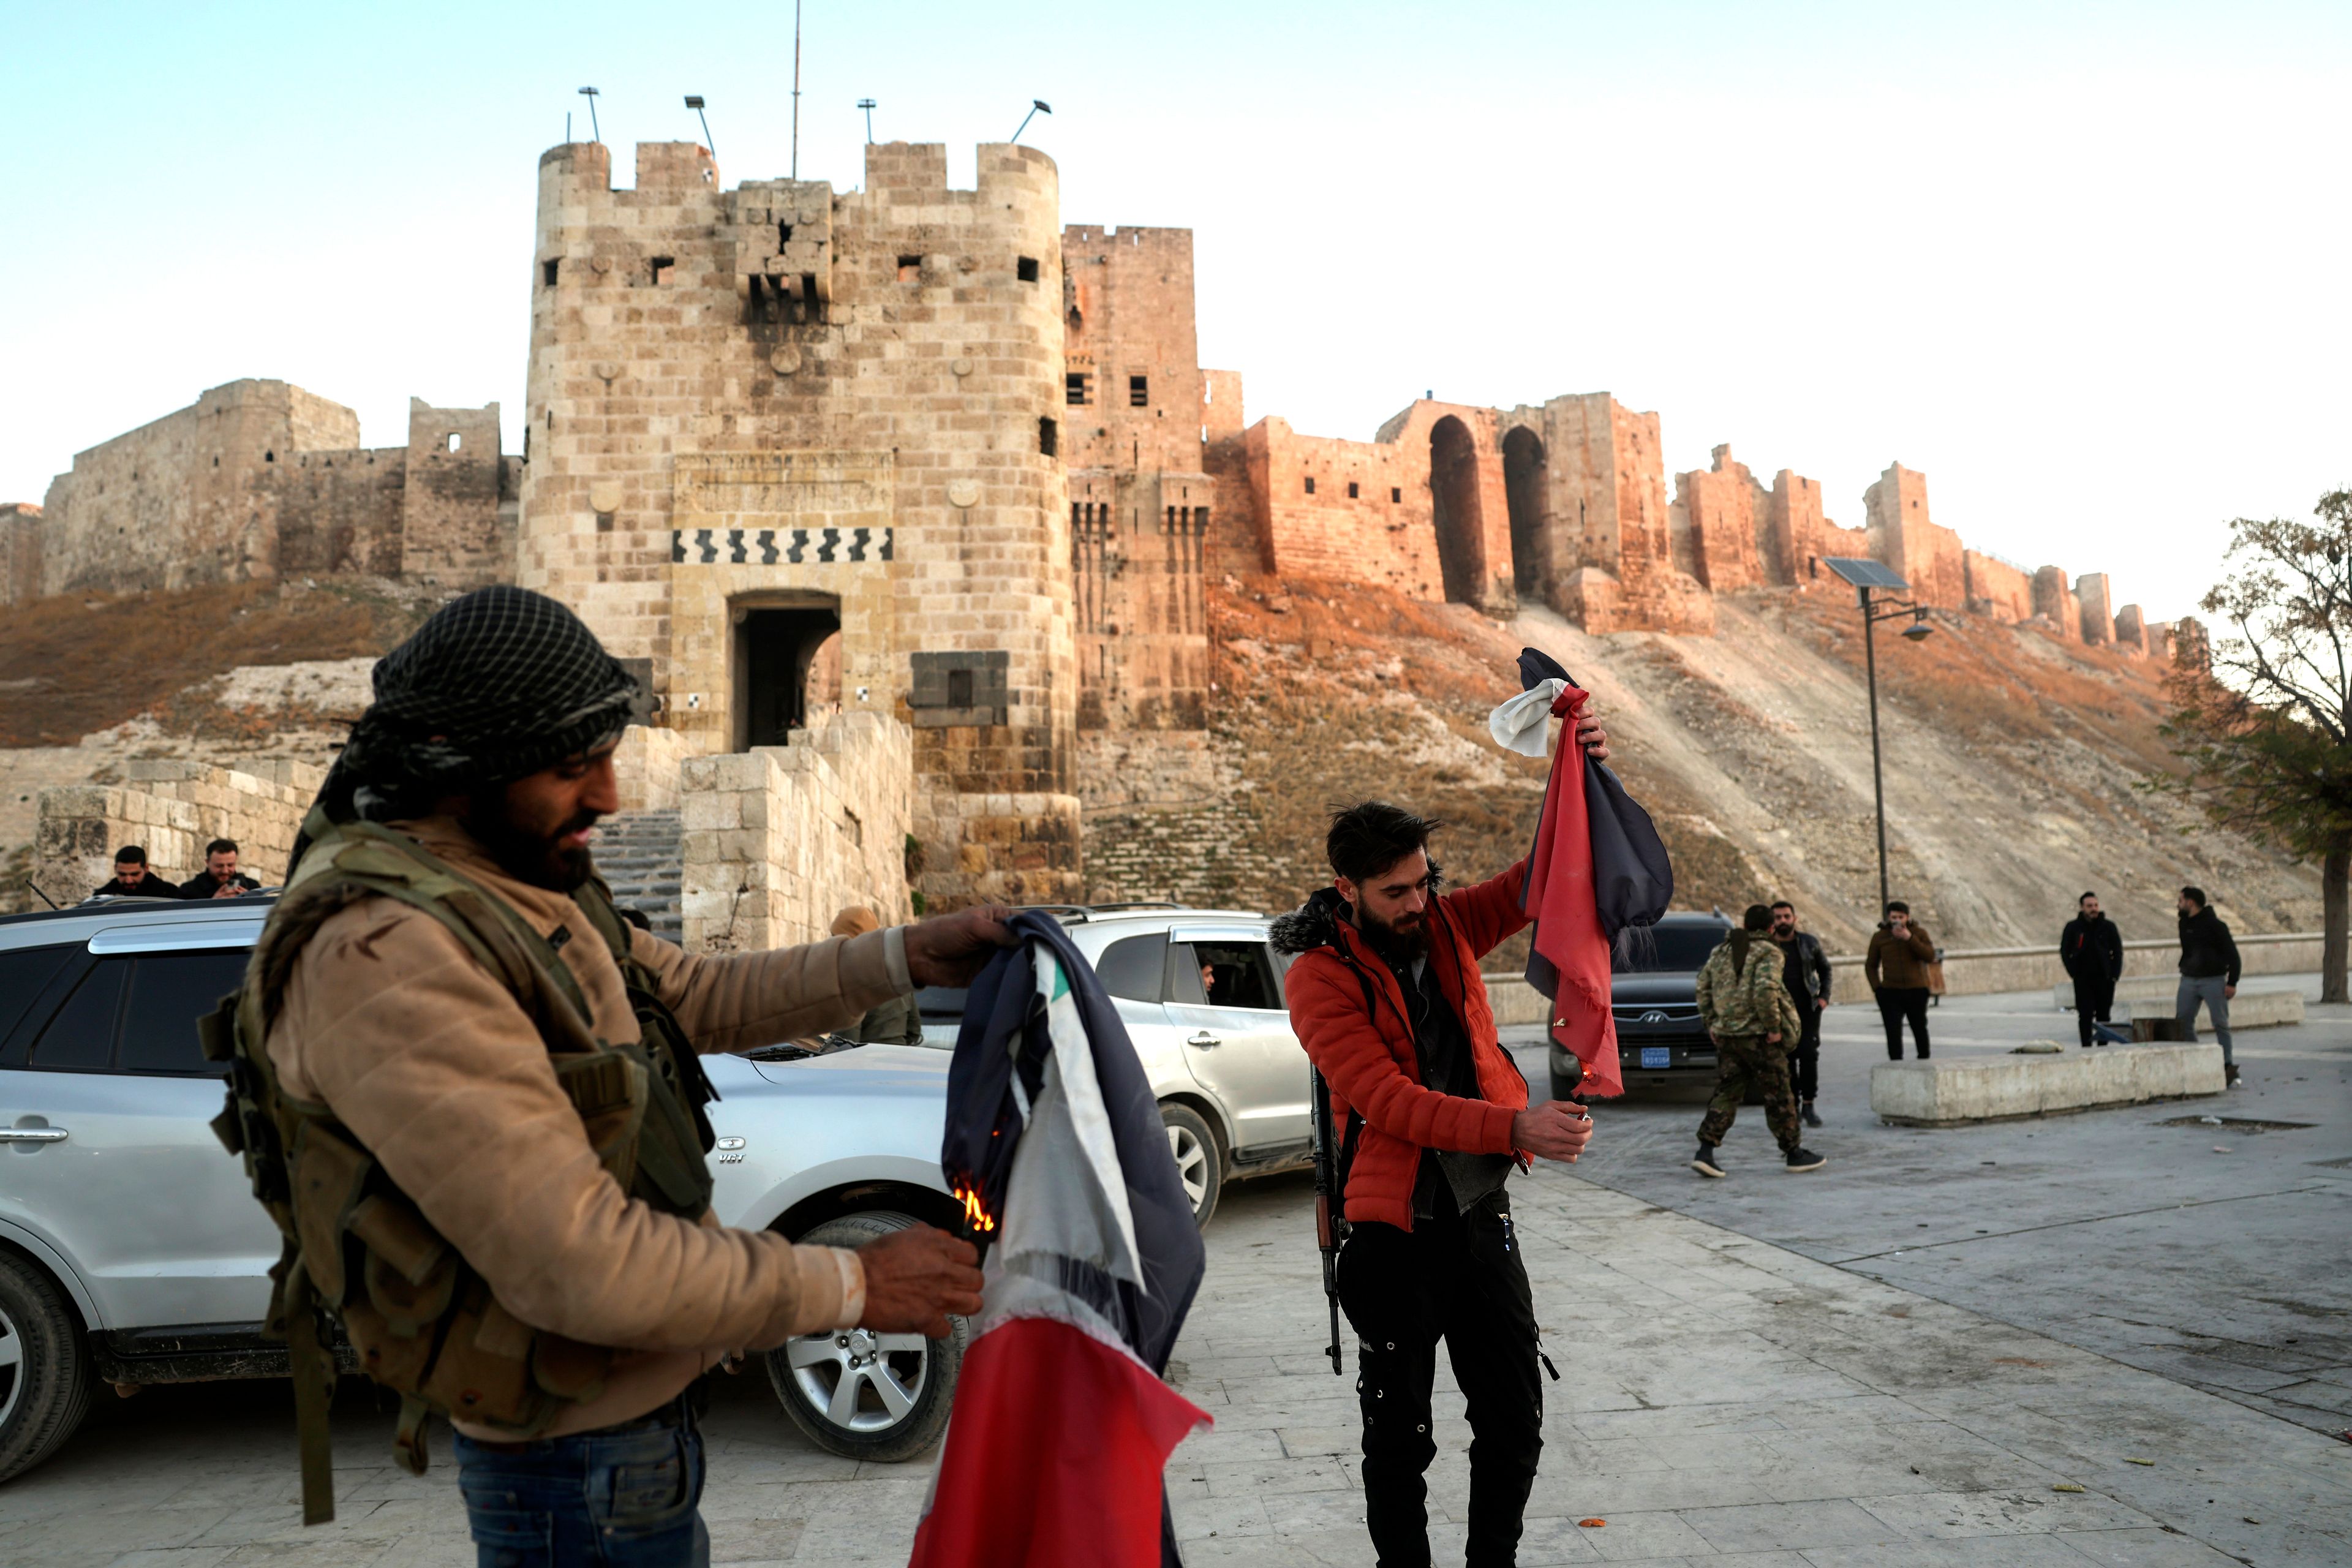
top-left (1865, 901), bottom-right (1936, 1060)
top-left (1769, 900), bottom-right (1831, 1128)
top-left (2060, 892), bottom-right (2125, 1049)
top-left (2176, 886), bottom-right (2242, 1088)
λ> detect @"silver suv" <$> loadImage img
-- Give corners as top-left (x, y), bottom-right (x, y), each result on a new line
top-left (0, 895), bottom-right (976, 1483)
top-left (0, 897), bottom-right (1317, 1488)
top-left (918, 906), bottom-right (1313, 1226)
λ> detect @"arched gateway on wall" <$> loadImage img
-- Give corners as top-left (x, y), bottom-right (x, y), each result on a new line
top-left (1430, 415), bottom-right (1486, 606)
top-left (1502, 426), bottom-right (1548, 600)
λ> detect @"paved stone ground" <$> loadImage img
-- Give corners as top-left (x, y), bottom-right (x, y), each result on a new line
top-left (5, 984), bottom-right (2350, 1566)
top-left (1526, 979), bottom-right (2352, 1438)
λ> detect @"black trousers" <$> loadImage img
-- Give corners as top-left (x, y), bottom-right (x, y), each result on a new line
top-left (2071, 974), bottom-right (2116, 1047)
top-left (1876, 987), bottom-right (1930, 1058)
top-left (1337, 1193), bottom-right (1542, 1568)
top-left (1787, 1000), bottom-right (1823, 1100)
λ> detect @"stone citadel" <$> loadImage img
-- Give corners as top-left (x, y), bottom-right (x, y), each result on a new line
top-left (1, 137), bottom-right (2192, 931)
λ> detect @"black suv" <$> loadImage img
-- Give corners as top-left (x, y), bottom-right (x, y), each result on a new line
top-left (1549, 911), bottom-right (1733, 1099)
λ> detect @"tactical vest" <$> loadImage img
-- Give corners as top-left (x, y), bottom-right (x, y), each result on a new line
top-left (202, 809), bottom-right (718, 1525)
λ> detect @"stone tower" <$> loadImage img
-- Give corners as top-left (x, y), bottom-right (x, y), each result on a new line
top-left (519, 138), bottom-right (1080, 906)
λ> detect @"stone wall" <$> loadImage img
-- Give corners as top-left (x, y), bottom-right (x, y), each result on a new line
top-left (678, 713), bottom-right (914, 953)
top-left (2076, 573), bottom-right (2114, 646)
top-left (1675, 445), bottom-right (1769, 591)
top-left (13, 379), bottom-right (513, 606)
top-left (1964, 550), bottom-right (2036, 621)
top-left (0, 503), bottom-right (40, 603)
top-left (1865, 464), bottom-right (1966, 609)
top-left (2034, 565), bottom-right (2084, 639)
top-left (613, 723), bottom-right (695, 812)
top-left (1505, 393), bottom-right (1713, 635)
top-left (32, 759), bottom-right (320, 903)
top-left (1243, 415), bottom-right (1442, 600)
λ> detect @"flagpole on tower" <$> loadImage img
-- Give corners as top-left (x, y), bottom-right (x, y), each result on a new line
top-left (791, 0), bottom-right (803, 179)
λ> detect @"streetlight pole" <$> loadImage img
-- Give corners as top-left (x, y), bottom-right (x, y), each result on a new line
top-left (1861, 586), bottom-right (1890, 913)
top-left (1853, 587), bottom-right (1934, 912)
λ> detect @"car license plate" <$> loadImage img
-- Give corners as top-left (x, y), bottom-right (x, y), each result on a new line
top-left (1640, 1047), bottom-right (1672, 1069)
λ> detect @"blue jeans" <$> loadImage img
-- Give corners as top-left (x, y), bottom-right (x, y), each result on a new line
top-left (2176, 975), bottom-right (2233, 1063)
top-left (453, 1398), bottom-right (707, 1568)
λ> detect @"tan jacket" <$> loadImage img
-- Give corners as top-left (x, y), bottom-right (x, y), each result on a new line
top-left (265, 816), bottom-right (911, 1436)
top-left (1865, 922), bottom-right (1937, 991)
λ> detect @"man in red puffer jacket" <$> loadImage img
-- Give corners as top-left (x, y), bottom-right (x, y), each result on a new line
top-left (1275, 781), bottom-right (1605, 1568)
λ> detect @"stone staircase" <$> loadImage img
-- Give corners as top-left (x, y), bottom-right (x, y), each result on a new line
top-left (595, 807), bottom-right (683, 940)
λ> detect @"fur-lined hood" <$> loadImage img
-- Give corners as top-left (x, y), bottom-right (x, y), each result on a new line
top-left (1269, 886), bottom-right (1349, 956)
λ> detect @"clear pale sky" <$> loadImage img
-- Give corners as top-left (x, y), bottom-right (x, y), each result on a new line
top-left (3, 1), bottom-right (2345, 624)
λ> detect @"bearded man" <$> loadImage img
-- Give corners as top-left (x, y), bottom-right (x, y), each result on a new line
top-left (232, 587), bottom-right (998, 1564)
top-left (1273, 747), bottom-right (1608, 1567)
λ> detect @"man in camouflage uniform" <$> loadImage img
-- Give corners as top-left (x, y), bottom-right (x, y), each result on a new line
top-left (1691, 904), bottom-right (1826, 1177)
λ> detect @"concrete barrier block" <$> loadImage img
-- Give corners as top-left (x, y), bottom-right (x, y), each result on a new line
top-left (1483, 974), bottom-right (1550, 1027)
top-left (1871, 1043), bottom-right (2225, 1125)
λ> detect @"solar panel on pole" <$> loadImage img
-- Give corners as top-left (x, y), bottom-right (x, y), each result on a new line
top-left (1822, 557), bottom-right (1909, 592)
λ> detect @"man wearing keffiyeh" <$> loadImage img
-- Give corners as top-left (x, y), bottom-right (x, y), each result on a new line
top-left (262, 586), bottom-right (1008, 1564)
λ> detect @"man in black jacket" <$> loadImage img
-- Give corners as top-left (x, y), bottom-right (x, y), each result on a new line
top-left (2060, 892), bottom-right (2125, 1049)
top-left (2176, 886), bottom-right (2243, 1087)
top-left (93, 845), bottom-right (178, 899)
top-left (178, 838), bottom-right (262, 899)
top-left (1770, 900), bottom-right (1832, 1126)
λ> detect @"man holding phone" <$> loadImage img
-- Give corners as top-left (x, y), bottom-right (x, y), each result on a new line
top-left (1275, 723), bottom-right (1608, 1568)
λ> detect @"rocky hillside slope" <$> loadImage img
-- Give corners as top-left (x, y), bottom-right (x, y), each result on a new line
top-left (1128, 573), bottom-right (2313, 960)
top-left (1, 571), bottom-right (2313, 956)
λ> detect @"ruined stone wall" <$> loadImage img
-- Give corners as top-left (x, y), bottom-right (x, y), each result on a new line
top-left (400, 399), bottom-right (514, 587)
top-left (1518, 393), bottom-right (1711, 635)
top-left (1864, 463), bottom-right (1965, 609)
top-left (1768, 469), bottom-right (1868, 586)
top-left (21, 379), bottom-right (514, 605)
top-left (2113, 603), bottom-right (2150, 655)
top-left (34, 380), bottom-right (347, 597)
top-left (2076, 573), bottom-right (2114, 646)
top-left (0, 503), bottom-right (41, 606)
top-left (521, 138), bottom-right (1077, 906)
top-left (1676, 445), bottom-right (1769, 590)
top-left (273, 448), bottom-right (407, 576)
top-left (2033, 565), bottom-right (2084, 639)
top-left (1243, 415), bottom-right (1441, 598)
top-left (1964, 550), bottom-right (2035, 621)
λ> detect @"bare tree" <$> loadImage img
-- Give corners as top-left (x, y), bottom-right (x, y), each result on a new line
top-left (2159, 489), bottom-right (2352, 1002)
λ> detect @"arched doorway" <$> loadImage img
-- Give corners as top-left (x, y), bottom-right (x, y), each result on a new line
top-left (1502, 427), bottom-right (1548, 598)
top-left (1429, 415), bottom-right (1483, 605)
top-left (732, 592), bottom-right (842, 749)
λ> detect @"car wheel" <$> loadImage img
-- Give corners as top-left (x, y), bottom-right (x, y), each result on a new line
top-left (766, 1211), bottom-right (963, 1463)
top-left (1550, 1067), bottom-right (1581, 1102)
top-left (0, 1250), bottom-right (92, 1484)
top-left (1161, 1102), bottom-right (1223, 1229)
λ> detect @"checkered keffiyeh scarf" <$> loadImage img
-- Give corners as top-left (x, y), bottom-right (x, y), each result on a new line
top-left (325, 586), bottom-right (639, 821)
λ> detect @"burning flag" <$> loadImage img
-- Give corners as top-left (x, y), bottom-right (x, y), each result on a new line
top-left (1495, 647), bottom-right (1675, 1099)
top-left (911, 912), bottom-right (1210, 1568)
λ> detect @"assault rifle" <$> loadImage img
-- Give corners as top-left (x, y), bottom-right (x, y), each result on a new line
top-left (1309, 1065), bottom-right (1355, 1375)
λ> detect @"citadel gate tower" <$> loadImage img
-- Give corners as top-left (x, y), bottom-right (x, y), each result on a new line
top-left (521, 138), bottom-right (1080, 908)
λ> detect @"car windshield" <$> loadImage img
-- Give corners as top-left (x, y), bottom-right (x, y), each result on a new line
top-left (1614, 925), bottom-right (1729, 974)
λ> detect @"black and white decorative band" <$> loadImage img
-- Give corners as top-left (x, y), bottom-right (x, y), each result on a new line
top-left (671, 527), bottom-right (893, 565)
